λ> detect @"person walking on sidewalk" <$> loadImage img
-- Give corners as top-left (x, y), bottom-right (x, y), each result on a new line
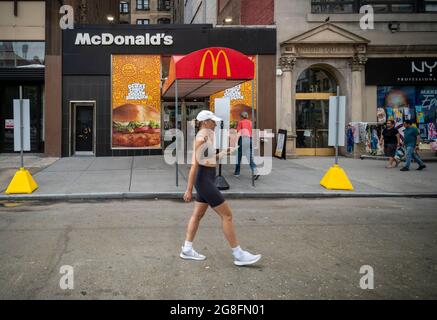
top-left (181, 110), bottom-right (262, 266)
top-left (380, 120), bottom-right (401, 168)
top-left (233, 110), bottom-right (259, 180)
top-left (400, 120), bottom-right (426, 171)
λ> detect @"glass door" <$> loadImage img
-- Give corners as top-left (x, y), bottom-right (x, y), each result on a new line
top-left (296, 99), bottom-right (334, 156)
top-left (295, 67), bottom-right (337, 156)
top-left (162, 102), bottom-right (206, 150)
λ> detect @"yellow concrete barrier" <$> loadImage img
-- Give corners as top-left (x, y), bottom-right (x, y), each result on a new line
top-left (320, 164), bottom-right (354, 191)
top-left (5, 167), bottom-right (38, 194)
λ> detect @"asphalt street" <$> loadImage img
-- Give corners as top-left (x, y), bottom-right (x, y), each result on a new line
top-left (0, 198), bottom-right (436, 299)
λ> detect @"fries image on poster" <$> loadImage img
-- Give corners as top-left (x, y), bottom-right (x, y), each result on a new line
top-left (112, 55), bottom-right (161, 149)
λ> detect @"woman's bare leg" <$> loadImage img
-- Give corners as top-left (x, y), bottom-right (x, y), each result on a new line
top-left (185, 202), bottom-right (209, 242)
top-left (212, 201), bottom-right (238, 248)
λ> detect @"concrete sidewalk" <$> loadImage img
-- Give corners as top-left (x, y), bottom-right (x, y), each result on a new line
top-left (0, 154), bottom-right (436, 200)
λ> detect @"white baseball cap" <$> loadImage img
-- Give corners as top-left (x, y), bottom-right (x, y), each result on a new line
top-left (196, 110), bottom-right (222, 122)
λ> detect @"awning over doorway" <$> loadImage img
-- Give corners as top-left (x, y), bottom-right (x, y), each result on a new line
top-left (162, 47), bottom-right (255, 98)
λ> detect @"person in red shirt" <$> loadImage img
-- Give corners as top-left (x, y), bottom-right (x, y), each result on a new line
top-left (234, 111), bottom-right (259, 179)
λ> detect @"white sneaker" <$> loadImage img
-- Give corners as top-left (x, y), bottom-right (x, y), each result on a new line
top-left (180, 247), bottom-right (206, 261)
top-left (233, 250), bottom-right (262, 266)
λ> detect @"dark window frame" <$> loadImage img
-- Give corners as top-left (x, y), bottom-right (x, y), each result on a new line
top-left (310, 0), bottom-right (435, 13)
top-left (158, 0), bottom-right (171, 11)
top-left (136, 0), bottom-right (150, 11)
top-left (119, 1), bottom-right (130, 14)
top-left (157, 17), bottom-right (171, 24)
top-left (136, 19), bottom-right (150, 24)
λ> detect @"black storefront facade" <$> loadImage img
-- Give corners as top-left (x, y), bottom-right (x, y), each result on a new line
top-left (61, 24), bottom-right (276, 157)
top-left (0, 40), bottom-right (45, 154)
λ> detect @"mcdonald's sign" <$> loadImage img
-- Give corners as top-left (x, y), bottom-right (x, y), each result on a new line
top-left (199, 49), bottom-right (232, 78)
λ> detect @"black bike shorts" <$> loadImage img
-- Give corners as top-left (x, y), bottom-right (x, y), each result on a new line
top-left (194, 165), bottom-right (225, 208)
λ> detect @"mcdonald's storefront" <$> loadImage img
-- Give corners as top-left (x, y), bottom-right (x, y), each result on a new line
top-left (55, 24), bottom-right (276, 157)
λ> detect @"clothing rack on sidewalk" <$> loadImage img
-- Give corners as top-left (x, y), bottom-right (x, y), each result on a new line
top-left (347, 121), bottom-right (387, 160)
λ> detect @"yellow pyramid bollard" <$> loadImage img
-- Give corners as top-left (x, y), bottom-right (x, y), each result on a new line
top-left (5, 167), bottom-right (38, 194)
top-left (320, 164), bottom-right (354, 191)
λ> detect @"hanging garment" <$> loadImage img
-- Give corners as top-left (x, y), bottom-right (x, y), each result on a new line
top-left (409, 107), bottom-right (417, 122)
top-left (352, 122), bottom-right (360, 143)
top-left (386, 107), bottom-right (394, 121)
top-left (377, 107), bottom-right (386, 123)
top-left (427, 123), bottom-right (437, 140)
top-left (416, 106), bottom-right (425, 124)
top-left (403, 107), bottom-right (411, 120)
top-left (359, 122), bottom-right (368, 143)
top-left (419, 124), bottom-right (428, 139)
top-left (347, 126), bottom-right (354, 153)
top-left (371, 128), bottom-right (379, 154)
top-left (393, 108), bottom-right (403, 124)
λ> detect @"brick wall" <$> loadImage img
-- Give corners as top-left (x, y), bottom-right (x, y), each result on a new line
top-left (241, 0), bottom-right (274, 25)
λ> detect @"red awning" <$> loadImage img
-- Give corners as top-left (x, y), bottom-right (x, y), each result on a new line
top-left (162, 47), bottom-right (255, 98)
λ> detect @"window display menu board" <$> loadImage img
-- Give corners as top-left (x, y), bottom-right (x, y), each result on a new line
top-left (377, 86), bottom-right (437, 141)
top-left (111, 55), bottom-right (161, 149)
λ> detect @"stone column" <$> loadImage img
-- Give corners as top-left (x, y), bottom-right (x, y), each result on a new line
top-left (279, 56), bottom-right (297, 158)
top-left (349, 53), bottom-right (367, 158)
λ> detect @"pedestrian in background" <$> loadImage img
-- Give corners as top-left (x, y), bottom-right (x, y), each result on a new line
top-left (234, 111), bottom-right (259, 180)
top-left (400, 120), bottom-right (426, 171)
top-left (380, 120), bottom-right (400, 168)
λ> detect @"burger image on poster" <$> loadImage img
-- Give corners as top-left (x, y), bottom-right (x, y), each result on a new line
top-left (214, 98), bottom-right (230, 150)
top-left (112, 103), bottom-right (160, 148)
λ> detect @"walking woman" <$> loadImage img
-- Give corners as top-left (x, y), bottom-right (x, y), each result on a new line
top-left (181, 110), bottom-right (262, 266)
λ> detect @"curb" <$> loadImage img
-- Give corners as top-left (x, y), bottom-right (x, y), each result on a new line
top-left (1, 192), bottom-right (437, 201)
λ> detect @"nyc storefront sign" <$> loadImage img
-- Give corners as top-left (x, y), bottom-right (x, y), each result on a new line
top-left (366, 58), bottom-right (437, 85)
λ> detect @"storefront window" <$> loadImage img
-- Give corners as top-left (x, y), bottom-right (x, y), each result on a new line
top-left (311, 0), bottom-right (421, 13)
top-left (0, 41), bottom-right (45, 68)
top-left (0, 84), bottom-right (44, 152)
top-left (424, 0), bottom-right (437, 11)
top-left (377, 86), bottom-right (437, 141)
top-left (311, 1), bottom-right (355, 13)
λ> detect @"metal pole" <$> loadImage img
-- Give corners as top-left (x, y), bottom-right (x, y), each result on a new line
top-left (335, 86), bottom-right (340, 165)
top-left (175, 80), bottom-right (178, 187)
top-left (219, 120), bottom-right (223, 176)
top-left (251, 79), bottom-right (255, 187)
top-left (19, 85), bottom-right (24, 168)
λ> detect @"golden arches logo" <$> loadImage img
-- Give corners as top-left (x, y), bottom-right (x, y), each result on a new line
top-left (199, 50), bottom-right (231, 77)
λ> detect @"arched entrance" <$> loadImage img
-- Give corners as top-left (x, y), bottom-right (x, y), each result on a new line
top-left (295, 66), bottom-right (338, 156)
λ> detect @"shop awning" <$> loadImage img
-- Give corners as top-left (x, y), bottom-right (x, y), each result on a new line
top-left (162, 47), bottom-right (255, 98)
